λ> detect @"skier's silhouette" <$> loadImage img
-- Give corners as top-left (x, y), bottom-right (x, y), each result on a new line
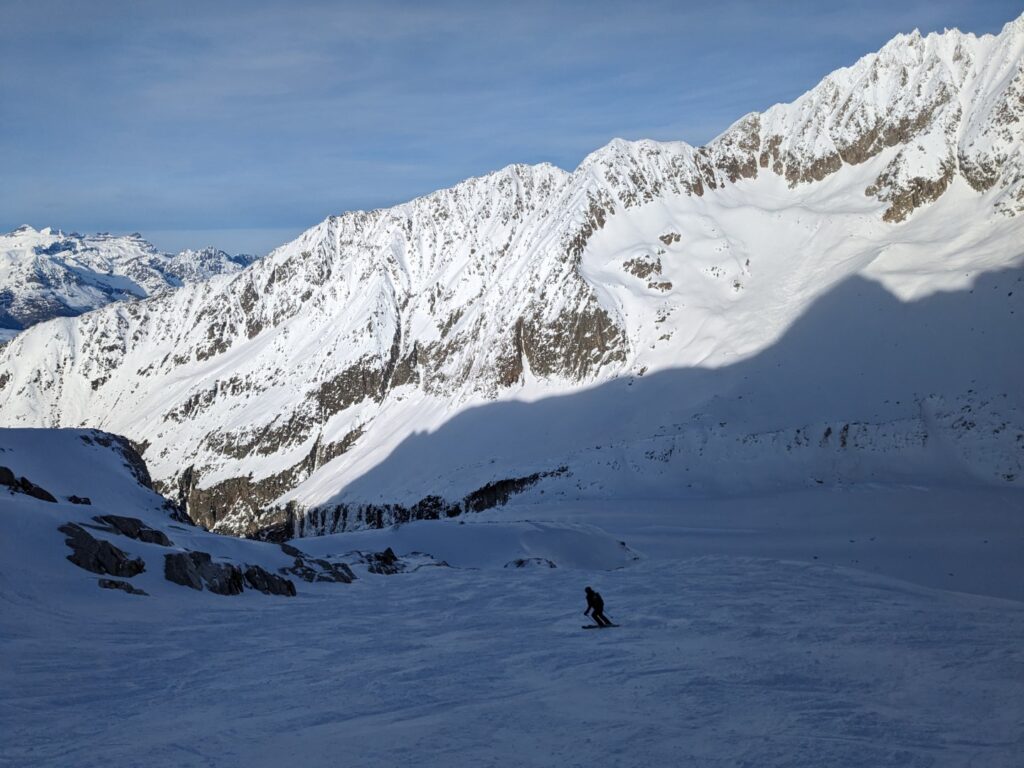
top-left (584, 586), bottom-right (613, 626)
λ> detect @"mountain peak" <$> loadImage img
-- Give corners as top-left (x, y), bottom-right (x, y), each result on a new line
top-left (1002, 11), bottom-right (1024, 35)
top-left (0, 228), bottom-right (259, 333)
top-left (1, 15), bottom-right (1021, 534)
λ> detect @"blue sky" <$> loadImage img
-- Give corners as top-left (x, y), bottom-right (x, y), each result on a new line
top-left (1, 0), bottom-right (1019, 255)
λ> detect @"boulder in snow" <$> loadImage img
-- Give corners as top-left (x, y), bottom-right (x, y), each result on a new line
top-left (243, 565), bottom-right (297, 596)
top-left (59, 522), bottom-right (145, 577)
top-left (164, 551), bottom-right (244, 595)
top-left (279, 543), bottom-right (357, 584)
top-left (98, 578), bottom-right (148, 596)
top-left (2, 467), bottom-right (58, 503)
top-left (92, 514), bottom-right (172, 546)
top-left (505, 558), bottom-right (557, 569)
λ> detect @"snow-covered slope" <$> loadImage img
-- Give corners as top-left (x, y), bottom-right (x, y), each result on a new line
top-left (2, 428), bottom-right (1023, 768)
top-left (0, 225), bottom-right (255, 334)
top-left (0, 427), bottom-right (292, 596)
top-left (1, 17), bottom-right (1022, 536)
top-left (0, 427), bottom-right (630, 600)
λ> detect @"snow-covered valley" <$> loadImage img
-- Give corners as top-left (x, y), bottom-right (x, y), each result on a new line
top-left (1, 429), bottom-right (1021, 767)
top-left (2, 13), bottom-right (1024, 768)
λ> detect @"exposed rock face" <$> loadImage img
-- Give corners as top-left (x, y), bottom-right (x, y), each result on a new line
top-left (463, 468), bottom-right (569, 514)
top-left (364, 547), bottom-right (401, 575)
top-left (290, 467), bottom-right (571, 536)
top-left (92, 515), bottom-right (173, 546)
top-left (278, 543), bottom-right (357, 584)
top-left (341, 548), bottom-right (449, 575)
top-left (623, 256), bottom-right (662, 280)
top-left (505, 558), bottom-right (557, 569)
top-left (98, 578), bottom-right (148, 596)
top-left (163, 551), bottom-right (297, 596)
top-left (2, 19), bottom-right (1023, 536)
top-left (520, 300), bottom-right (628, 381)
top-left (243, 565), bottom-right (297, 596)
top-left (172, 426), bottom-right (363, 534)
top-left (18, 478), bottom-right (57, 502)
top-left (79, 433), bottom-right (156, 491)
top-left (59, 522), bottom-right (145, 578)
top-left (164, 551), bottom-right (244, 595)
top-left (866, 155), bottom-right (957, 222)
top-left (1, 466), bottom-right (58, 502)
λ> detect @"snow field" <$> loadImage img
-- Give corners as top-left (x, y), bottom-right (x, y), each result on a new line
top-left (2, 552), bottom-right (1022, 768)
top-left (1, 429), bottom-right (1022, 767)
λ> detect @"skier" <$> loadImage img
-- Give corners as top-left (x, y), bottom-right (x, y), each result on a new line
top-left (584, 586), bottom-right (614, 627)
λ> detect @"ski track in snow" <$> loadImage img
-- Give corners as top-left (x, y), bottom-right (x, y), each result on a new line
top-left (3, 554), bottom-right (1023, 767)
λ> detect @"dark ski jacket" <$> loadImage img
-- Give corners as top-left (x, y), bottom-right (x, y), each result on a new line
top-left (586, 590), bottom-right (604, 613)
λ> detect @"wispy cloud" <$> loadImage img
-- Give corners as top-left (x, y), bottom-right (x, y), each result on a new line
top-left (1, 0), bottom-right (1019, 251)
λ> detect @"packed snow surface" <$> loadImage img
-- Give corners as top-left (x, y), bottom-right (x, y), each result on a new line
top-left (2, 429), bottom-right (1023, 767)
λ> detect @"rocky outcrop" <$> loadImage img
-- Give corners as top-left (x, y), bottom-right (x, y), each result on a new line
top-left (364, 547), bottom-right (401, 575)
top-left (163, 551), bottom-right (298, 596)
top-left (520, 300), bottom-right (629, 381)
top-left (98, 578), bottom-right (148, 596)
top-left (866, 155), bottom-right (957, 222)
top-left (341, 548), bottom-right (449, 575)
top-left (1, 467), bottom-right (58, 502)
top-left (623, 256), bottom-right (662, 280)
top-left (79, 432), bottom-right (155, 490)
top-left (164, 551), bottom-right (244, 595)
top-left (505, 558), bottom-right (557, 569)
top-left (59, 522), bottom-right (145, 577)
top-left (174, 427), bottom-right (364, 535)
top-left (243, 565), bottom-right (297, 596)
top-left (89, 514), bottom-right (172, 545)
top-left (288, 466), bottom-right (570, 536)
top-left (463, 467), bottom-right (569, 513)
top-left (278, 543), bottom-right (357, 583)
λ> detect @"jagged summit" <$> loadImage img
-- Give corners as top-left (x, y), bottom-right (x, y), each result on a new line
top-left (1, 18), bottom-right (1021, 536)
top-left (703, 15), bottom-right (1024, 218)
top-left (999, 10), bottom-right (1024, 35)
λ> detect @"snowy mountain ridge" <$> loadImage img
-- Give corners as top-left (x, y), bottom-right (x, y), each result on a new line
top-left (707, 14), bottom-right (1024, 219)
top-left (0, 225), bottom-right (255, 335)
top-left (1, 16), bottom-right (1022, 537)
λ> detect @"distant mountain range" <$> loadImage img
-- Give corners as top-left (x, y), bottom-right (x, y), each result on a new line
top-left (1, 14), bottom-right (1022, 537)
top-left (0, 225), bottom-right (255, 338)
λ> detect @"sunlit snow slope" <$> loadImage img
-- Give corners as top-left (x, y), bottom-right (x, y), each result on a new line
top-left (1, 17), bottom-right (1022, 536)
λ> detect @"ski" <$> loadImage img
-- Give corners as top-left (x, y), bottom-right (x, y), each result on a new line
top-left (582, 624), bottom-right (620, 629)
